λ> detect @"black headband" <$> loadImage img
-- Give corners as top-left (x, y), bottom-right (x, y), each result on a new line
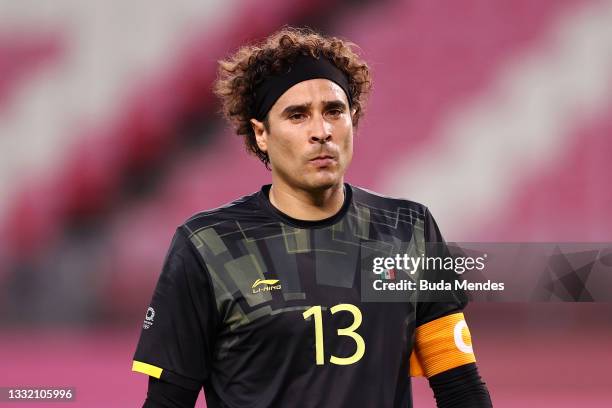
top-left (252, 54), bottom-right (352, 121)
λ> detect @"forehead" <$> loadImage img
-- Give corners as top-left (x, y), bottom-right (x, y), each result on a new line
top-left (271, 79), bottom-right (349, 111)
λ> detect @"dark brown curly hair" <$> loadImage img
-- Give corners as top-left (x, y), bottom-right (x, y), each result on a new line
top-left (213, 26), bottom-right (372, 168)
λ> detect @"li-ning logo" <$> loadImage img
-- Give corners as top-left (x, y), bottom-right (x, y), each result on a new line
top-left (143, 307), bottom-right (155, 330)
top-left (252, 278), bottom-right (281, 294)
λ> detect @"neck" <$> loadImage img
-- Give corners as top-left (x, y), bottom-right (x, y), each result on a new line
top-left (268, 180), bottom-right (345, 221)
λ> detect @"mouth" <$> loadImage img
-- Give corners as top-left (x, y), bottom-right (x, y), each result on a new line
top-left (309, 155), bottom-right (336, 167)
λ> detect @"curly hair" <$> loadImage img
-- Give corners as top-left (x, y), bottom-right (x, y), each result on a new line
top-left (213, 27), bottom-right (372, 168)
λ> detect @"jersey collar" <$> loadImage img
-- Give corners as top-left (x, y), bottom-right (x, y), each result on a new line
top-left (258, 183), bottom-right (353, 229)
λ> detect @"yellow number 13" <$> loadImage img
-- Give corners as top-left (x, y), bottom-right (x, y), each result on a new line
top-left (302, 304), bottom-right (365, 366)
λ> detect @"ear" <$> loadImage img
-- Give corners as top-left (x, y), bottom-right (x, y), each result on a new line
top-left (250, 118), bottom-right (268, 152)
top-left (350, 107), bottom-right (358, 127)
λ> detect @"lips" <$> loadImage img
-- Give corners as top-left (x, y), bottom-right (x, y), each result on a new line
top-left (309, 155), bottom-right (336, 167)
top-left (310, 155), bottom-right (334, 161)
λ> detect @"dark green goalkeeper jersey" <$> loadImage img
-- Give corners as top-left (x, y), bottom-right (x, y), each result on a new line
top-left (133, 183), bottom-right (466, 407)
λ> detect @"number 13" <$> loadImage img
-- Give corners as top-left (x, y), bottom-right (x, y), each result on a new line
top-left (302, 304), bottom-right (365, 366)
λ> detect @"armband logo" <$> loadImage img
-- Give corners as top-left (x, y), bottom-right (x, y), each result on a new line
top-left (453, 320), bottom-right (473, 354)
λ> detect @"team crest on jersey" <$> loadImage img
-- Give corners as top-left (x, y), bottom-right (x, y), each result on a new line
top-left (252, 278), bottom-right (282, 294)
top-left (383, 268), bottom-right (396, 280)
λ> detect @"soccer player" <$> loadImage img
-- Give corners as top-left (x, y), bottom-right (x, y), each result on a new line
top-left (132, 27), bottom-right (492, 407)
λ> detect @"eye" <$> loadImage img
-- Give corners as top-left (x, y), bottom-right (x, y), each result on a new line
top-left (289, 112), bottom-right (306, 121)
top-left (327, 108), bottom-right (343, 118)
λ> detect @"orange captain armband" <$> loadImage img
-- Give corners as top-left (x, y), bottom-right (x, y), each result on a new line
top-left (409, 312), bottom-right (476, 378)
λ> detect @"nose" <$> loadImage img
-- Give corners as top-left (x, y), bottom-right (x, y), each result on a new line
top-left (309, 113), bottom-right (332, 144)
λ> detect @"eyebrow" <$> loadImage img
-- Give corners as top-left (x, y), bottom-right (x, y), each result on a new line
top-left (280, 99), bottom-right (348, 116)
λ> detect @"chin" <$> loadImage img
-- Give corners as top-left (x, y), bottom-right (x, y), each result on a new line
top-left (306, 173), bottom-right (341, 191)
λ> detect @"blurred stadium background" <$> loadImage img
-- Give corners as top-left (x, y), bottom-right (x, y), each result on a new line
top-left (1, 0), bottom-right (611, 406)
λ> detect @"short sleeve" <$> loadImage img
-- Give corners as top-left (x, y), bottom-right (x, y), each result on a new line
top-left (415, 207), bottom-right (468, 327)
top-left (132, 227), bottom-right (218, 390)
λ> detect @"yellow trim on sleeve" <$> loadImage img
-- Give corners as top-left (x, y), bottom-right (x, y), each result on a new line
top-left (411, 312), bottom-right (476, 378)
top-left (132, 360), bottom-right (163, 379)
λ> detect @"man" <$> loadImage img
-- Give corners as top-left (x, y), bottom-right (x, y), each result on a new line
top-left (132, 27), bottom-right (492, 407)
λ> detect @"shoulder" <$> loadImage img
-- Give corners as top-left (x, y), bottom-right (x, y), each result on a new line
top-left (350, 184), bottom-right (430, 219)
top-left (179, 189), bottom-right (263, 233)
top-left (175, 189), bottom-right (272, 252)
top-left (162, 190), bottom-right (264, 271)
